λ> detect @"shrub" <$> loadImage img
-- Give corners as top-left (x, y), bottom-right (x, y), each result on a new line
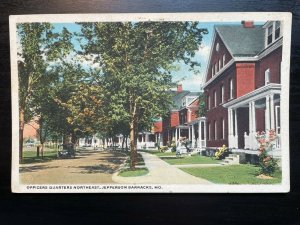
top-left (215, 145), bottom-right (229, 160)
top-left (159, 146), bottom-right (168, 152)
top-left (256, 129), bottom-right (279, 176)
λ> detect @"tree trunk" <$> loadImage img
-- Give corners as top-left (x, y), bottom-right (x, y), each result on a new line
top-left (130, 120), bottom-right (138, 169)
top-left (19, 108), bottom-right (25, 162)
top-left (125, 135), bottom-right (128, 151)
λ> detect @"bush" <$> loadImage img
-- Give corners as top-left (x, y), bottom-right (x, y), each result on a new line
top-left (215, 145), bottom-right (229, 160)
top-left (256, 130), bottom-right (279, 176)
top-left (159, 146), bottom-right (169, 152)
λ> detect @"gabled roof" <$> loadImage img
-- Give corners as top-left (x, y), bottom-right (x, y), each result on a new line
top-left (170, 91), bottom-right (200, 111)
top-left (215, 25), bottom-right (265, 57)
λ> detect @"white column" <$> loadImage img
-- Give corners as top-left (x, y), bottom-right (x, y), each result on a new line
top-left (248, 103), bottom-right (252, 149)
top-left (228, 108), bottom-right (232, 148)
top-left (270, 94), bottom-right (275, 130)
top-left (265, 95), bottom-right (270, 132)
top-left (249, 102), bottom-right (252, 134)
top-left (175, 128), bottom-right (178, 143)
top-left (179, 128), bottom-right (181, 139)
top-left (204, 121), bottom-right (207, 147)
top-left (234, 109), bottom-right (238, 148)
top-left (188, 126), bottom-right (191, 140)
top-left (252, 101), bottom-right (256, 134)
top-left (199, 121), bottom-right (202, 149)
top-left (141, 134), bottom-right (144, 143)
top-left (192, 124), bottom-right (195, 147)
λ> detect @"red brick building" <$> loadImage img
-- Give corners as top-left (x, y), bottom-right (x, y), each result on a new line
top-left (203, 21), bottom-right (282, 156)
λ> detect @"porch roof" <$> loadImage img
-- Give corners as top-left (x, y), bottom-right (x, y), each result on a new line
top-left (223, 83), bottom-right (281, 109)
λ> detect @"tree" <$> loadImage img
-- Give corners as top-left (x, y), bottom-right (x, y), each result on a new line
top-left (198, 92), bottom-right (207, 117)
top-left (17, 23), bottom-right (73, 161)
top-left (79, 22), bottom-right (208, 168)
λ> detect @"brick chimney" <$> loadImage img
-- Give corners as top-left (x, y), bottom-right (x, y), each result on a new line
top-left (242, 21), bottom-right (254, 28)
top-left (177, 84), bottom-right (183, 93)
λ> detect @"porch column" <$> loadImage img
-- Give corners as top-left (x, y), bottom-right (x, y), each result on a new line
top-left (175, 128), bottom-right (178, 143)
top-left (179, 128), bottom-right (181, 139)
top-left (199, 121), bottom-right (202, 149)
top-left (270, 94), bottom-right (275, 130)
top-left (228, 108), bottom-right (232, 148)
top-left (141, 134), bottom-right (144, 143)
top-left (192, 124), bottom-right (195, 147)
top-left (204, 121), bottom-right (207, 147)
top-left (234, 109), bottom-right (238, 148)
top-left (188, 126), bottom-right (191, 140)
top-left (265, 95), bottom-right (270, 132)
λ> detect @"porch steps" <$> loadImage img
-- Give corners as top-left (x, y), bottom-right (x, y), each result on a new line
top-left (221, 154), bottom-right (240, 165)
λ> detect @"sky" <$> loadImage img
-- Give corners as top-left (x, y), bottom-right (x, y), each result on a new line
top-left (51, 21), bottom-right (265, 92)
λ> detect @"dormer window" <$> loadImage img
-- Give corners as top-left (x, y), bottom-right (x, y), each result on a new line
top-left (267, 25), bottom-right (273, 45)
top-left (266, 21), bottom-right (281, 46)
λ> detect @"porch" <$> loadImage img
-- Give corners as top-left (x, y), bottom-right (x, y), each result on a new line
top-left (223, 84), bottom-right (281, 154)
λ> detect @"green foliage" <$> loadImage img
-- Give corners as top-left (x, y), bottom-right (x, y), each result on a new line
top-left (78, 21), bottom-right (208, 168)
top-left (198, 92), bottom-right (206, 117)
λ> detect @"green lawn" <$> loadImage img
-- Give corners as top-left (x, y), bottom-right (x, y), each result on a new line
top-left (119, 152), bottom-right (149, 177)
top-left (21, 148), bottom-right (58, 164)
top-left (149, 151), bottom-right (176, 157)
top-left (118, 168), bottom-right (149, 177)
top-left (125, 153), bottom-right (145, 166)
top-left (163, 155), bottom-right (219, 165)
top-left (181, 164), bottom-right (282, 184)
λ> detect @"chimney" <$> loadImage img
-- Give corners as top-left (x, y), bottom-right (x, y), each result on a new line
top-left (242, 21), bottom-right (254, 28)
top-left (177, 84), bottom-right (183, 93)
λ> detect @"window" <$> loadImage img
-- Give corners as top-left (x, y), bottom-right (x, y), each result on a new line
top-left (222, 54), bottom-right (226, 67)
top-left (265, 68), bottom-right (270, 85)
top-left (275, 21), bottom-right (280, 40)
top-left (222, 118), bottom-right (225, 139)
top-left (208, 122), bottom-right (211, 140)
top-left (211, 66), bottom-right (214, 77)
top-left (267, 25), bottom-right (273, 45)
top-left (215, 63), bottom-right (218, 73)
top-left (220, 85), bottom-right (224, 103)
top-left (229, 79), bottom-right (233, 99)
top-left (219, 59), bottom-right (221, 70)
top-left (208, 95), bottom-right (210, 110)
top-left (216, 42), bottom-right (220, 52)
top-left (214, 120), bottom-right (217, 140)
top-left (214, 90), bottom-right (217, 107)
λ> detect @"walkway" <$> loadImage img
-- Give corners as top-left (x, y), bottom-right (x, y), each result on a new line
top-left (112, 152), bottom-right (212, 184)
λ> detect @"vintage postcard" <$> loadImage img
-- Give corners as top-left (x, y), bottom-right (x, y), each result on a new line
top-left (10, 13), bottom-right (292, 193)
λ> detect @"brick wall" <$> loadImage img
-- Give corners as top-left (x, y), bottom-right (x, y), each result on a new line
top-left (236, 63), bottom-right (255, 97)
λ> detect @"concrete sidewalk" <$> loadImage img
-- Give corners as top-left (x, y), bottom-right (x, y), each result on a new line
top-left (112, 152), bottom-right (212, 184)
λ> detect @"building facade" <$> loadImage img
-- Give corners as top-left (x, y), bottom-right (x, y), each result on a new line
top-left (203, 21), bottom-right (282, 156)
